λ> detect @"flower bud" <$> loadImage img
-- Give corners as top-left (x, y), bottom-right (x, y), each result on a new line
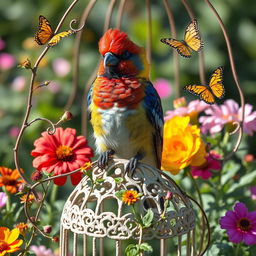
top-left (43, 225), bottom-right (52, 234)
top-left (31, 170), bottom-right (43, 181)
top-left (52, 236), bottom-right (59, 243)
top-left (60, 111), bottom-right (73, 122)
top-left (173, 97), bottom-right (186, 109)
top-left (165, 191), bottom-right (173, 200)
top-left (18, 58), bottom-right (32, 69)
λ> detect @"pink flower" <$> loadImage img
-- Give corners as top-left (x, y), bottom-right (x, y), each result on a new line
top-left (9, 127), bottom-right (20, 138)
top-left (11, 76), bottom-right (26, 91)
top-left (52, 58), bottom-right (71, 77)
top-left (31, 127), bottom-right (94, 186)
top-left (191, 152), bottom-right (222, 179)
top-left (220, 202), bottom-right (256, 245)
top-left (0, 53), bottom-right (15, 70)
top-left (47, 81), bottom-right (61, 93)
top-left (30, 245), bottom-right (56, 256)
top-left (251, 186), bottom-right (256, 200)
top-left (199, 99), bottom-right (256, 135)
top-left (165, 99), bottom-right (209, 121)
top-left (154, 79), bottom-right (172, 99)
top-left (0, 192), bottom-right (8, 209)
top-left (0, 38), bottom-right (5, 51)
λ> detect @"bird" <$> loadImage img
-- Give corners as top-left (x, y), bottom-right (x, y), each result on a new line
top-left (87, 29), bottom-right (163, 173)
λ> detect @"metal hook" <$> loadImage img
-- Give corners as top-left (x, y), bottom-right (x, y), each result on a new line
top-left (69, 19), bottom-right (85, 33)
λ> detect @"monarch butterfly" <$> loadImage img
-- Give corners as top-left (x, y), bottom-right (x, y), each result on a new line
top-left (184, 67), bottom-right (225, 104)
top-left (35, 15), bottom-right (74, 47)
top-left (160, 19), bottom-right (203, 58)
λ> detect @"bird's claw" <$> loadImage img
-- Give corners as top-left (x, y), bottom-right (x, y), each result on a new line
top-left (97, 149), bottom-right (115, 169)
top-left (125, 153), bottom-right (143, 175)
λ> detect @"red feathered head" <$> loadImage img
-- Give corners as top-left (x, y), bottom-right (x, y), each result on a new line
top-left (98, 29), bottom-right (141, 56)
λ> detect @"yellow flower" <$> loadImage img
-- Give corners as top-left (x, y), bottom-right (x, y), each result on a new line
top-left (122, 190), bottom-right (140, 205)
top-left (15, 223), bottom-right (28, 236)
top-left (161, 116), bottom-right (206, 174)
top-left (0, 227), bottom-right (23, 255)
top-left (20, 194), bottom-right (35, 204)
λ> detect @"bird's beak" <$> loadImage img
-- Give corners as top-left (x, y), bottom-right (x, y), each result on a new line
top-left (104, 52), bottom-right (119, 67)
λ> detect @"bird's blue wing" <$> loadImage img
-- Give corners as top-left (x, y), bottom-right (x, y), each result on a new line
top-left (143, 81), bottom-right (164, 168)
top-left (87, 85), bottom-right (93, 120)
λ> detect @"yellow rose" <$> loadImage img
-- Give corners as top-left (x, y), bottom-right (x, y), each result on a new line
top-left (161, 116), bottom-right (206, 174)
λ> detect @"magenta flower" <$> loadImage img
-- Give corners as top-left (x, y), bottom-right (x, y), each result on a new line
top-left (30, 245), bottom-right (56, 256)
top-left (251, 186), bottom-right (256, 200)
top-left (191, 152), bottom-right (222, 180)
top-left (154, 79), bottom-right (172, 99)
top-left (165, 99), bottom-right (209, 121)
top-left (220, 202), bottom-right (256, 245)
top-left (0, 53), bottom-right (15, 70)
top-left (0, 192), bottom-right (8, 209)
top-left (199, 99), bottom-right (256, 135)
top-left (52, 58), bottom-right (71, 77)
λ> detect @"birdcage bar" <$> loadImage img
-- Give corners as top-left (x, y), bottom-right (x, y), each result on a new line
top-left (178, 235), bottom-right (182, 256)
top-left (73, 233), bottom-right (78, 256)
top-left (186, 231), bottom-right (191, 256)
top-left (192, 227), bottom-right (196, 256)
top-left (83, 234), bottom-right (87, 255)
top-left (116, 240), bottom-right (121, 256)
top-left (160, 239), bottom-right (166, 256)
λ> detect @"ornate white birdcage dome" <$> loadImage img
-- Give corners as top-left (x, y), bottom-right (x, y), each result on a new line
top-left (60, 159), bottom-right (200, 256)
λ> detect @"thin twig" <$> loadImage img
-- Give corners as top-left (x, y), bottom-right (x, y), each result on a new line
top-left (180, 0), bottom-right (206, 84)
top-left (13, 0), bottom-right (80, 191)
top-left (162, 0), bottom-right (180, 98)
top-left (116, 0), bottom-right (126, 29)
top-left (146, 0), bottom-right (152, 65)
top-left (65, 0), bottom-right (97, 110)
top-left (204, 0), bottom-right (244, 158)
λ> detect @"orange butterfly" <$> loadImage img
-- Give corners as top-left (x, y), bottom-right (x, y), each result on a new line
top-left (160, 19), bottom-right (203, 58)
top-left (184, 67), bottom-right (225, 104)
top-left (35, 15), bottom-right (73, 47)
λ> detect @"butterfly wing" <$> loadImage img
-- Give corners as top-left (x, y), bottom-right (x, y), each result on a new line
top-left (184, 19), bottom-right (203, 52)
top-left (208, 66), bottom-right (225, 99)
top-left (48, 30), bottom-right (74, 47)
top-left (184, 84), bottom-right (215, 104)
top-left (35, 15), bottom-right (53, 45)
top-left (160, 38), bottom-right (192, 58)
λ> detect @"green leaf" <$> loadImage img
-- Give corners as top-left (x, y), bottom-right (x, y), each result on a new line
top-left (114, 177), bottom-right (124, 184)
top-left (115, 190), bottom-right (126, 200)
top-left (142, 209), bottom-right (154, 228)
top-left (95, 178), bottom-right (105, 184)
top-left (125, 244), bottom-right (139, 256)
top-left (139, 242), bottom-right (153, 252)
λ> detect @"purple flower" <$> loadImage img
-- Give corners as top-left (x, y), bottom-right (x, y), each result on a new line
top-left (199, 99), bottom-right (256, 135)
top-left (0, 192), bottom-right (8, 209)
top-left (251, 186), bottom-right (256, 200)
top-left (191, 152), bottom-right (222, 180)
top-left (11, 76), bottom-right (26, 92)
top-left (9, 127), bottom-right (20, 138)
top-left (165, 99), bottom-right (209, 121)
top-left (52, 58), bottom-right (71, 77)
top-left (0, 53), bottom-right (15, 70)
top-left (220, 202), bottom-right (256, 245)
top-left (30, 245), bottom-right (56, 256)
top-left (154, 79), bottom-right (172, 99)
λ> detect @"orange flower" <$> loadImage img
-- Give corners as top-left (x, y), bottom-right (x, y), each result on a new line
top-left (0, 227), bottom-right (23, 255)
top-left (20, 194), bottom-right (35, 204)
top-left (15, 223), bottom-right (28, 236)
top-left (122, 190), bottom-right (140, 205)
top-left (0, 167), bottom-right (24, 194)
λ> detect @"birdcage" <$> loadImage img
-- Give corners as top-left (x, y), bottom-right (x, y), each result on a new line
top-left (60, 159), bottom-right (207, 256)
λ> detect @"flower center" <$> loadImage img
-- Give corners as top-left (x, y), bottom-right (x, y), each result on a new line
top-left (0, 241), bottom-right (9, 252)
top-left (56, 145), bottom-right (73, 161)
top-left (237, 218), bottom-right (251, 232)
top-left (1, 177), bottom-right (17, 186)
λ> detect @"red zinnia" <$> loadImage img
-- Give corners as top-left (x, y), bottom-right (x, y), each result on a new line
top-left (31, 127), bottom-right (94, 186)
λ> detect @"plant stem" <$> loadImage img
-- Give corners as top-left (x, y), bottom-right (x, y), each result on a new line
top-left (50, 184), bottom-right (58, 205)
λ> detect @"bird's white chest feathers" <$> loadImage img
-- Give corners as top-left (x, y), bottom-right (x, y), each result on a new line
top-left (95, 104), bottom-right (137, 158)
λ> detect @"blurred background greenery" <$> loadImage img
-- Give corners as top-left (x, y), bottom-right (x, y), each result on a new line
top-left (0, 0), bottom-right (256, 254)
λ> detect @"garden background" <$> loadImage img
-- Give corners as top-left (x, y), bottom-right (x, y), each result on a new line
top-left (0, 0), bottom-right (256, 255)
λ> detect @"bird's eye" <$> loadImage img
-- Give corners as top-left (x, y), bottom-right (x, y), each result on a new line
top-left (122, 51), bottom-right (131, 59)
